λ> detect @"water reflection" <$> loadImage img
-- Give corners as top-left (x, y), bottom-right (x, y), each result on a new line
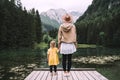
top-left (74, 47), bottom-right (120, 57)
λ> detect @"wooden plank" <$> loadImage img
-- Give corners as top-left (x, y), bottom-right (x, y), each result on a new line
top-left (57, 71), bottom-right (62, 80)
top-left (71, 71), bottom-right (79, 80)
top-left (46, 72), bottom-right (52, 80)
top-left (62, 71), bottom-right (67, 80)
top-left (74, 71), bottom-right (84, 80)
top-left (67, 72), bottom-right (73, 80)
top-left (52, 74), bottom-right (57, 80)
top-left (41, 71), bottom-right (49, 80)
top-left (25, 69), bottom-right (108, 80)
top-left (87, 71), bottom-right (101, 80)
top-left (71, 68), bottom-right (95, 71)
top-left (24, 71), bottom-right (36, 80)
top-left (92, 71), bottom-right (108, 80)
top-left (78, 71), bottom-right (89, 80)
top-left (36, 71), bottom-right (45, 80)
top-left (30, 71), bottom-right (40, 80)
top-left (34, 68), bottom-right (95, 71)
top-left (82, 71), bottom-right (95, 80)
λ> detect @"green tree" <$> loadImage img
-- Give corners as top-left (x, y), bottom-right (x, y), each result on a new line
top-left (0, 0), bottom-right (42, 49)
top-left (75, 0), bottom-right (120, 47)
top-left (35, 10), bottom-right (42, 43)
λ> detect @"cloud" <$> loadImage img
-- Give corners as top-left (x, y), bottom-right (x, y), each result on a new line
top-left (21, 0), bottom-right (93, 13)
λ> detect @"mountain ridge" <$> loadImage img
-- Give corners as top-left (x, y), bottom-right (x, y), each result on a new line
top-left (40, 8), bottom-right (82, 31)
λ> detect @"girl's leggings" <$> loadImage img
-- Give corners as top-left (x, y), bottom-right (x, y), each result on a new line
top-left (49, 65), bottom-right (57, 72)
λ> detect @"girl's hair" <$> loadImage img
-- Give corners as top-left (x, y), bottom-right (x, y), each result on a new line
top-left (50, 40), bottom-right (56, 47)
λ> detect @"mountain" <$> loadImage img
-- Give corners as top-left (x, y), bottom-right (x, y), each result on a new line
top-left (75, 0), bottom-right (120, 47)
top-left (40, 9), bottom-right (82, 31)
top-left (70, 11), bottom-right (82, 23)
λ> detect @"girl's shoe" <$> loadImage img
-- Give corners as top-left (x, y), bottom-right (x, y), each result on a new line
top-left (54, 72), bottom-right (58, 76)
top-left (50, 72), bottom-right (53, 76)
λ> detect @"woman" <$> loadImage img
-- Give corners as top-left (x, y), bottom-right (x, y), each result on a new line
top-left (58, 13), bottom-right (77, 76)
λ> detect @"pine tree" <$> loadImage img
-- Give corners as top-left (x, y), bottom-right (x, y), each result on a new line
top-left (35, 10), bottom-right (42, 43)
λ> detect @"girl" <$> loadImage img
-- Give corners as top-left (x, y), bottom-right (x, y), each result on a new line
top-left (47, 40), bottom-right (59, 76)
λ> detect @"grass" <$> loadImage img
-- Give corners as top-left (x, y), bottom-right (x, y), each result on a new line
top-left (78, 44), bottom-right (100, 48)
top-left (96, 61), bottom-right (120, 80)
top-left (35, 42), bottom-right (102, 49)
top-left (34, 42), bottom-right (48, 49)
top-left (35, 43), bottom-right (100, 49)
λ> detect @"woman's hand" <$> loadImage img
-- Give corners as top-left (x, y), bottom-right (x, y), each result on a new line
top-left (58, 43), bottom-right (61, 50)
top-left (74, 42), bottom-right (78, 48)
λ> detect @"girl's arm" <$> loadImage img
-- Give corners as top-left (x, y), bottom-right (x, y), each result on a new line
top-left (47, 54), bottom-right (49, 62)
top-left (57, 48), bottom-right (59, 53)
top-left (47, 50), bottom-right (50, 62)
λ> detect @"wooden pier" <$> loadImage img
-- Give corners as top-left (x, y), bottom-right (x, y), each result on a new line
top-left (25, 68), bottom-right (108, 80)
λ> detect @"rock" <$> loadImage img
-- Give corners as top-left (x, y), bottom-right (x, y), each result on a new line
top-left (27, 64), bottom-right (36, 69)
top-left (73, 55), bottom-right (120, 64)
top-left (14, 77), bottom-right (17, 80)
top-left (0, 66), bottom-right (2, 70)
top-left (9, 77), bottom-right (14, 80)
top-left (22, 74), bottom-right (26, 78)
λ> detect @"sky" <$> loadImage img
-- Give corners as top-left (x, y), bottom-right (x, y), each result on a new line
top-left (21, 0), bottom-right (93, 13)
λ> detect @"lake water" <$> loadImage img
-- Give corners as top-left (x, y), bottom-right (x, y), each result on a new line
top-left (0, 47), bottom-right (120, 80)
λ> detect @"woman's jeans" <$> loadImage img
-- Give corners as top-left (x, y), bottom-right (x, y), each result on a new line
top-left (62, 54), bottom-right (72, 72)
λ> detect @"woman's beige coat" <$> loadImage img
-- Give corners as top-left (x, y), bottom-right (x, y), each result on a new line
top-left (58, 23), bottom-right (77, 47)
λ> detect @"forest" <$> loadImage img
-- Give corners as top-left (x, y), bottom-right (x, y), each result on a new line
top-left (0, 0), bottom-right (120, 50)
top-left (75, 0), bottom-right (120, 47)
top-left (0, 0), bottom-right (42, 50)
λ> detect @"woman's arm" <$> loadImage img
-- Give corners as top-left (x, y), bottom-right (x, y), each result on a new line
top-left (58, 26), bottom-right (62, 49)
top-left (74, 25), bottom-right (78, 48)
